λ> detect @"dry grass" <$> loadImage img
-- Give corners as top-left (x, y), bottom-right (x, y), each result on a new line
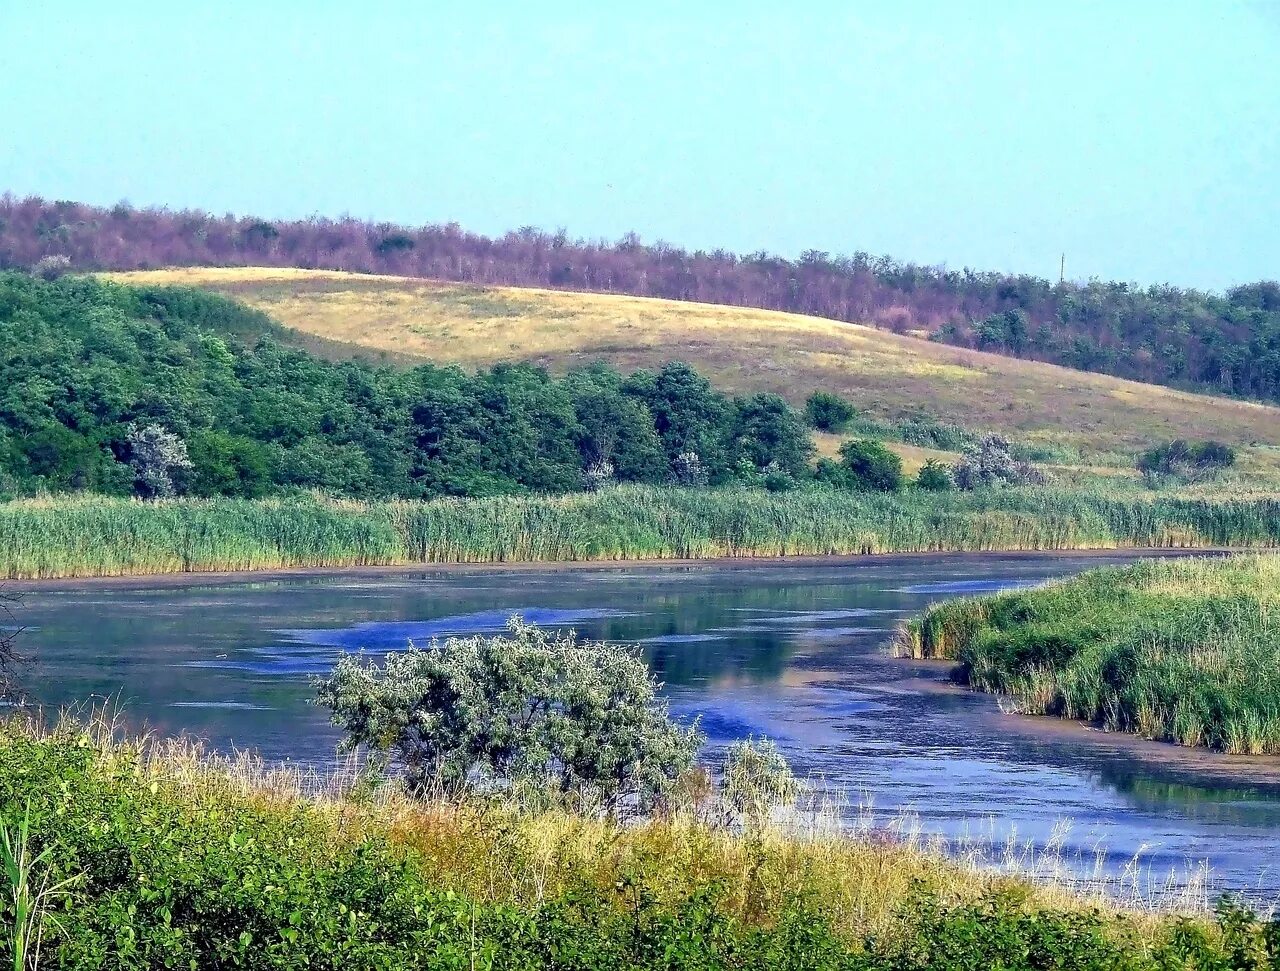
top-left (38, 713), bottom-right (1213, 934)
top-left (107, 267), bottom-right (1280, 457)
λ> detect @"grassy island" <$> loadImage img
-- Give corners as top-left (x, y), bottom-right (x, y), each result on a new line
top-left (899, 554), bottom-right (1280, 754)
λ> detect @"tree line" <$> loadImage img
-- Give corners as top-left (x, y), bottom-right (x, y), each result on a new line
top-left (4, 194), bottom-right (1279, 403)
top-left (0, 273), bottom-right (827, 500)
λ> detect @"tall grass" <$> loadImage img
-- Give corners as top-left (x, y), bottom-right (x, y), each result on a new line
top-left (3, 715), bottom-right (1275, 970)
top-left (899, 554), bottom-right (1280, 754)
top-left (3, 487), bottom-right (1280, 580)
top-left (1, 803), bottom-right (79, 971)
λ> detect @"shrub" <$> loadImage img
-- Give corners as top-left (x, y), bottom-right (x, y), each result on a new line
top-left (1138, 439), bottom-right (1237, 483)
top-left (719, 737), bottom-right (802, 828)
top-left (953, 434), bottom-right (1046, 489)
top-left (837, 439), bottom-right (904, 492)
top-left (126, 423), bottom-right (193, 498)
top-left (581, 459), bottom-right (615, 492)
top-left (804, 391), bottom-right (857, 433)
top-left (316, 618), bottom-right (704, 812)
top-left (916, 460), bottom-right (953, 492)
top-left (671, 451), bottom-right (709, 487)
top-left (30, 254), bottom-right (71, 280)
top-left (763, 466), bottom-right (797, 492)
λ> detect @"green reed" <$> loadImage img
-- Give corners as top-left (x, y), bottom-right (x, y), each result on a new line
top-left (1, 487), bottom-right (1279, 580)
top-left (900, 553), bottom-right (1280, 754)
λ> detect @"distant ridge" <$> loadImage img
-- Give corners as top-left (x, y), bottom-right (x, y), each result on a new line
top-left (6, 193), bottom-right (1279, 403)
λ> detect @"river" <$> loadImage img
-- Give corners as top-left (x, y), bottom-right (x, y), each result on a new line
top-left (13, 551), bottom-right (1280, 899)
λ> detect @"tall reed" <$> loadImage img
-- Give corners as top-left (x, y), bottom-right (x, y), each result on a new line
top-left (899, 554), bottom-right (1280, 754)
top-left (3, 487), bottom-right (1280, 580)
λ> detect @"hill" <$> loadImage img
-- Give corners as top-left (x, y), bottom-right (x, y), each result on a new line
top-left (7, 194), bottom-right (1279, 403)
top-left (110, 267), bottom-right (1280, 459)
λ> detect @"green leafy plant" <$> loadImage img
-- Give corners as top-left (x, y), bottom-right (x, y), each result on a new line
top-left (2, 803), bottom-right (80, 971)
top-left (803, 391), bottom-right (857, 433)
top-left (837, 439), bottom-right (904, 491)
top-left (915, 459), bottom-right (953, 492)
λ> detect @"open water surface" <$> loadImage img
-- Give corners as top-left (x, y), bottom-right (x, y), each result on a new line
top-left (16, 552), bottom-right (1280, 897)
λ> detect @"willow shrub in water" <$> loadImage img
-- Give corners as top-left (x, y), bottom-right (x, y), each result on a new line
top-left (315, 618), bottom-right (704, 813)
top-left (900, 554), bottom-right (1280, 754)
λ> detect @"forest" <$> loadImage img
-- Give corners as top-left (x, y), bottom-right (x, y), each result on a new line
top-left (4, 194), bottom-right (1279, 403)
top-left (0, 272), bottom-right (818, 499)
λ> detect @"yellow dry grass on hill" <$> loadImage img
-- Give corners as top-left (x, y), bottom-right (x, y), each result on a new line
top-left (109, 267), bottom-right (1280, 456)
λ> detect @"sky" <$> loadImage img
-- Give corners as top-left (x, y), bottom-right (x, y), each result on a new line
top-left (1, 1), bottom-right (1277, 291)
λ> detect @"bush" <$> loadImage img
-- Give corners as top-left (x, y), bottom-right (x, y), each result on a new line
top-left (763, 466), bottom-right (797, 492)
top-left (837, 439), bottom-right (904, 492)
top-left (1137, 439), bottom-right (1236, 483)
top-left (581, 459), bottom-right (615, 492)
top-left (916, 460), bottom-right (953, 492)
top-left (803, 391), bottom-right (857, 433)
top-left (671, 451), bottom-right (709, 487)
top-left (126, 423), bottom-right (193, 498)
top-left (953, 434), bottom-right (1046, 490)
top-left (719, 737), bottom-right (802, 828)
top-left (31, 254), bottom-right (72, 280)
top-left (316, 618), bottom-right (704, 812)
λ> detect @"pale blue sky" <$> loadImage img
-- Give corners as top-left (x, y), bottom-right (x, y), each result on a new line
top-left (2, 1), bottom-right (1277, 290)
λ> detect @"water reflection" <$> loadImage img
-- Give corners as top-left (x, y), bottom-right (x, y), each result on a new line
top-left (13, 552), bottom-right (1280, 894)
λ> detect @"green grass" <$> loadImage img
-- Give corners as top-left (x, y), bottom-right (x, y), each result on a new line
top-left (3, 487), bottom-right (1280, 580)
top-left (899, 554), bottom-right (1280, 754)
top-left (3, 717), bottom-right (1277, 969)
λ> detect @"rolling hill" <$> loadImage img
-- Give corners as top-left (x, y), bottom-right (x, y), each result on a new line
top-left (110, 267), bottom-right (1280, 460)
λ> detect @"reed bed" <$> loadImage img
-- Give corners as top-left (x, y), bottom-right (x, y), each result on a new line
top-left (3, 487), bottom-right (1280, 580)
top-left (899, 554), bottom-right (1280, 754)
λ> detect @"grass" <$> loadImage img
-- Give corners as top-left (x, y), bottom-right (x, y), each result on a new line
top-left (2, 715), bottom-right (1276, 969)
top-left (3, 486), bottom-right (1280, 580)
top-left (898, 553), bottom-right (1280, 754)
top-left (106, 267), bottom-right (1280, 457)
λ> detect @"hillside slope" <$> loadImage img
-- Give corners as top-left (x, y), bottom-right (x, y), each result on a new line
top-left (111, 267), bottom-right (1280, 457)
top-left (10, 196), bottom-right (1279, 404)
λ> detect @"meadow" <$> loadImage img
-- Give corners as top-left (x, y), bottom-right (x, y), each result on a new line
top-left (899, 554), bottom-right (1280, 754)
top-left (3, 715), bottom-right (1277, 970)
top-left (3, 486), bottom-right (1280, 580)
top-left (107, 268), bottom-right (1280, 459)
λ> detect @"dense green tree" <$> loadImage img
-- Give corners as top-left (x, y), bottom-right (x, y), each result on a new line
top-left (836, 439), bottom-right (904, 491)
top-left (803, 391), bottom-right (857, 432)
top-left (623, 362), bottom-right (734, 480)
top-left (730, 393), bottom-right (815, 476)
top-left (0, 273), bottom-right (831, 500)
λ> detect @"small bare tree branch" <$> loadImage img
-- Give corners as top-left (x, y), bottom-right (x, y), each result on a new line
top-left (0, 585), bottom-right (28, 702)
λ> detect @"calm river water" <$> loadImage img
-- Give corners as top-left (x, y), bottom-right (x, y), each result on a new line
top-left (15, 552), bottom-right (1280, 897)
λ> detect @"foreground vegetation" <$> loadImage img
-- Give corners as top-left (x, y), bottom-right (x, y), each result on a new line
top-left (899, 554), bottom-right (1280, 754)
top-left (4, 487), bottom-right (1280, 580)
top-left (3, 718), bottom-right (1278, 969)
top-left (110, 267), bottom-right (1280, 457)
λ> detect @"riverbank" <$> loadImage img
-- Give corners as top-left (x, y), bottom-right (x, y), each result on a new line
top-left (5, 546), bottom-right (1216, 591)
top-left (2, 486), bottom-right (1279, 580)
top-left (899, 554), bottom-right (1280, 755)
top-left (5, 716), bottom-right (1276, 970)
